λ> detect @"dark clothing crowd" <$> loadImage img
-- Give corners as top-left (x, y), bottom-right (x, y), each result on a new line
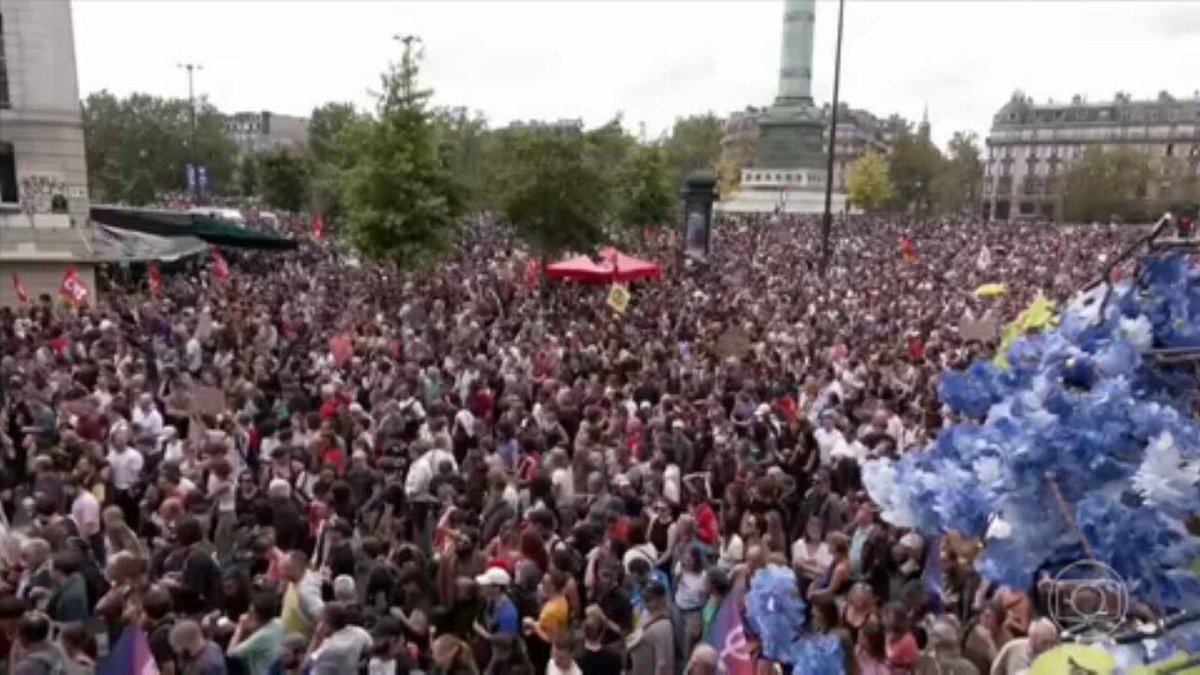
top-left (0, 214), bottom-right (1141, 675)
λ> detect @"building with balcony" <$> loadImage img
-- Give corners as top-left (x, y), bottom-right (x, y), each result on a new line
top-left (225, 110), bottom-right (310, 154)
top-left (982, 90), bottom-right (1200, 222)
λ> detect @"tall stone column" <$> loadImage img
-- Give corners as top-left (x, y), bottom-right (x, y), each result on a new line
top-left (776, 0), bottom-right (816, 105)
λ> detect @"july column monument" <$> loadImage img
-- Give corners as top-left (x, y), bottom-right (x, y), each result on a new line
top-left (719, 0), bottom-right (847, 215)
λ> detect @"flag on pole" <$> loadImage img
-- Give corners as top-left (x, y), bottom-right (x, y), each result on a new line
top-left (10, 273), bottom-right (27, 303)
top-left (211, 248), bottom-right (229, 281)
top-left (311, 214), bottom-right (325, 239)
top-left (900, 234), bottom-right (918, 262)
top-left (98, 628), bottom-right (159, 675)
top-left (59, 266), bottom-right (89, 307)
top-left (523, 258), bottom-right (540, 289)
top-left (147, 262), bottom-right (162, 296)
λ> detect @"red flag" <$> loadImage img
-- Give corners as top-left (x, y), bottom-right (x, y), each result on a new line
top-left (311, 214), bottom-right (325, 239)
top-left (211, 248), bottom-right (229, 281)
top-left (59, 266), bottom-right (89, 307)
top-left (900, 234), bottom-right (918, 262)
top-left (10, 273), bottom-right (27, 303)
top-left (330, 332), bottom-right (352, 366)
top-left (523, 258), bottom-right (540, 289)
top-left (147, 261), bottom-right (163, 296)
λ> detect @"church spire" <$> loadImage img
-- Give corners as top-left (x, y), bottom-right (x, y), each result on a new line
top-left (918, 103), bottom-right (931, 141)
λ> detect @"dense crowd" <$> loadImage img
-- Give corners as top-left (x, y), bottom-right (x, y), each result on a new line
top-left (0, 214), bottom-right (1142, 675)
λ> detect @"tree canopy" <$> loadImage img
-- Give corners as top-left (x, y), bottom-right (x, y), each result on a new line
top-left (932, 131), bottom-right (983, 216)
top-left (845, 149), bottom-right (894, 212)
top-left (83, 90), bottom-right (238, 204)
top-left (887, 128), bottom-right (943, 213)
top-left (1059, 147), bottom-right (1156, 223)
top-left (258, 148), bottom-right (312, 213)
top-left (664, 114), bottom-right (723, 191)
top-left (338, 38), bottom-right (462, 268)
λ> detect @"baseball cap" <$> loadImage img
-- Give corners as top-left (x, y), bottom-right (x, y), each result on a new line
top-left (475, 568), bottom-right (512, 587)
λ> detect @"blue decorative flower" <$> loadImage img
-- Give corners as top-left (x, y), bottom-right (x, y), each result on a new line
top-left (865, 254), bottom-right (1200, 613)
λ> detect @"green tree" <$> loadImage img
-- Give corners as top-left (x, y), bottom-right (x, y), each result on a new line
top-left (1059, 147), bottom-right (1156, 223)
top-left (845, 149), bottom-right (894, 212)
top-left (237, 153), bottom-right (260, 197)
top-left (308, 102), bottom-right (363, 220)
top-left (433, 106), bottom-right (489, 211)
top-left (339, 37), bottom-right (462, 268)
top-left (258, 148), bottom-right (312, 213)
top-left (664, 113), bottom-right (723, 190)
top-left (888, 128), bottom-right (943, 212)
top-left (617, 143), bottom-right (674, 232)
top-left (932, 131), bottom-right (983, 215)
top-left (717, 133), bottom-right (759, 197)
top-left (488, 124), bottom-right (611, 257)
top-left (1156, 157), bottom-right (1200, 214)
top-left (82, 90), bottom-right (238, 202)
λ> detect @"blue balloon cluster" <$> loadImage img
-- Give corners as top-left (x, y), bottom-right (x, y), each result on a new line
top-left (864, 254), bottom-right (1200, 612)
top-left (745, 565), bottom-right (844, 674)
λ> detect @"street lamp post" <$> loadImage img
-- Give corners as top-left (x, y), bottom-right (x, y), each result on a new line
top-left (819, 0), bottom-right (846, 274)
top-left (177, 62), bottom-right (203, 199)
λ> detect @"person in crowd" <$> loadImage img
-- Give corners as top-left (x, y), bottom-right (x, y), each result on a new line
top-left (228, 592), bottom-right (285, 675)
top-left (13, 613), bottom-right (67, 675)
top-left (0, 214), bottom-right (1142, 675)
top-left (169, 620), bottom-right (227, 675)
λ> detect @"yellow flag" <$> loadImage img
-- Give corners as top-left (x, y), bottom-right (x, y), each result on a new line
top-left (607, 283), bottom-right (629, 315)
top-left (994, 293), bottom-right (1058, 368)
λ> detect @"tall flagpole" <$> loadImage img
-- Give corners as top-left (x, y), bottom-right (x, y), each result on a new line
top-left (819, 0), bottom-right (846, 274)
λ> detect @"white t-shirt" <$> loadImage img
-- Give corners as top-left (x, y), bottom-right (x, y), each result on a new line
top-left (133, 406), bottom-right (164, 438)
top-left (106, 446), bottom-right (144, 490)
top-left (546, 660), bottom-right (582, 675)
top-left (814, 427), bottom-right (847, 464)
top-left (208, 474), bottom-right (236, 513)
top-left (791, 539), bottom-right (833, 579)
top-left (551, 467), bottom-right (575, 503)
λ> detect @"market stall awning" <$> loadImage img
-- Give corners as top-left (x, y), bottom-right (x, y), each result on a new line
top-left (90, 206), bottom-right (298, 251)
top-left (543, 255), bottom-right (614, 282)
top-left (599, 246), bottom-right (662, 282)
top-left (90, 225), bottom-right (209, 262)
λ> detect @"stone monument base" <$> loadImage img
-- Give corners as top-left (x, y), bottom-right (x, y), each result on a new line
top-left (716, 167), bottom-right (848, 214)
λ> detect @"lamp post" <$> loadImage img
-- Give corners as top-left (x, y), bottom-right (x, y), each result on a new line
top-left (819, 0), bottom-right (846, 274)
top-left (177, 62), bottom-right (202, 199)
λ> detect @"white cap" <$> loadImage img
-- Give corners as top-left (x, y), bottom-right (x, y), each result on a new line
top-left (475, 568), bottom-right (511, 587)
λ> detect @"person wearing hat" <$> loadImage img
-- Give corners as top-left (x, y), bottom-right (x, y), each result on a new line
top-left (473, 567), bottom-right (519, 640)
top-left (627, 579), bottom-right (674, 675)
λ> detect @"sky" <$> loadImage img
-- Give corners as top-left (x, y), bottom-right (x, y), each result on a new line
top-left (72, 0), bottom-right (1200, 151)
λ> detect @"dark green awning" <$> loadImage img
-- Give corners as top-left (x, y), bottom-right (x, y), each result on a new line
top-left (90, 206), bottom-right (299, 251)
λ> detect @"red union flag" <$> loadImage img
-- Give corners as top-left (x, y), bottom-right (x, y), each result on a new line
top-left (10, 273), bottom-right (27, 303)
top-left (59, 266), bottom-right (89, 307)
top-left (211, 248), bottom-right (229, 281)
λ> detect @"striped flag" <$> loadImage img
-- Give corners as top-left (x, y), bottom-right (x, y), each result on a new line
top-left (98, 628), bottom-right (158, 675)
top-left (704, 587), bottom-right (755, 675)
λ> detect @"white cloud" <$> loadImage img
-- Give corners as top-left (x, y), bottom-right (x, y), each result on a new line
top-left (71, 0), bottom-right (1200, 150)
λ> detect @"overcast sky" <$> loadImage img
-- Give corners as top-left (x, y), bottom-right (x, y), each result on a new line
top-left (72, 0), bottom-right (1200, 150)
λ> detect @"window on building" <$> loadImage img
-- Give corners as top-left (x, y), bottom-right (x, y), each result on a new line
top-left (1166, 143), bottom-right (1174, 157)
top-left (0, 142), bottom-right (16, 203)
top-left (0, 15), bottom-right (10, 109)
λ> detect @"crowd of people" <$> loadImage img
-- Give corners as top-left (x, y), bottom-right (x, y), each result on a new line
top-left (0, 213), bottom-right (1143, 675)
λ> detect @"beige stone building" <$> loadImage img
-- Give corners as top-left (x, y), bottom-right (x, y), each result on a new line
top-left (982, 90), bottom-right (1200, 222)
top-left (0, 0), bottom-right (95, 306)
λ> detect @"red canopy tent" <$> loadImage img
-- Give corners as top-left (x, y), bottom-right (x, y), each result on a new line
top-left (599, 246), bottom-right (662, 282)
top-left (542, 255), bottom-right (614, 282)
